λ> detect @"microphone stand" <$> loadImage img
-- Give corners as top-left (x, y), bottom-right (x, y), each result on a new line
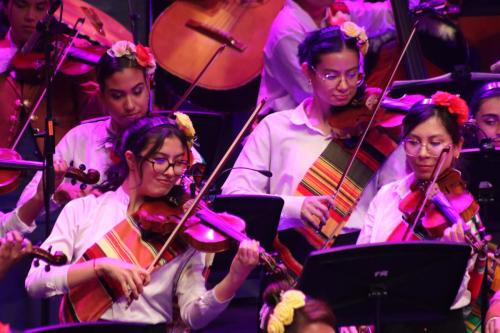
top-left (38, 10), bottom-right (58, 327)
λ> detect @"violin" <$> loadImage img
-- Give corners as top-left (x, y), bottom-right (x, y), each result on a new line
top-left (327, 88), bottom-right (425, 138)
top-left (132, 197), bottom-right (294, 284)
top-left (10, 40), bottom-right (107, 84)
top-left (0, 235), bottom-right (68, 271)
top-left (31, 245), bottom-right (68, 271)
top-left (394, 167), bottom-right (489, 253)
top-left (0, 148), bottom-right (100, 195)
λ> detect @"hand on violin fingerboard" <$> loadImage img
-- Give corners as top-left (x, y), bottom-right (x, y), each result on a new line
top-left (52, 182), bottom-right (99, 205)
top-left (441, 220), bottom-right (466, 243)
top-left (35, 159), bottom-right (68, 200)
top-left (301, 196), bottom-right (336, 227)
top-left (0, 230), bottom-right (32, 280)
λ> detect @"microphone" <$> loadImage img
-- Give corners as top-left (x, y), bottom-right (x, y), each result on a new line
top-left (21, 0), bottom-right (62, 54)
top-left (220, 166), bottom-right (273, 178)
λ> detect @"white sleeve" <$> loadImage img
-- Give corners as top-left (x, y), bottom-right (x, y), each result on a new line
top-left (176, 251), bottom-right (231, 329)
top-left (25, 198), bottom-right (81, 298)
top-left (221, 120), bottom-right (306, 220)
top-left (356, 192), bottom-right (378, 245)
top-left (344, 1), bottom-right (395, 38)
top-left (0, 209), bottom-right (36, 236)
top-left (267, 35), bottom-right (312, 106)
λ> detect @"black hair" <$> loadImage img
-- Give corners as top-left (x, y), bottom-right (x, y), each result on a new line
top-left (95, 50), bottom-right (148, 92)
top-left (403, 102), bottom-right (462, 144)
top-left (469, 82), bottom-right (500, 117)
top-left (298, 25), bottom-right (359, 67)
top-left (262, 280), bottom-right (336, 333)
top-left (98, 116), bottom-right (191, 205)
top-left (298, 25), bottom-right (365, 106)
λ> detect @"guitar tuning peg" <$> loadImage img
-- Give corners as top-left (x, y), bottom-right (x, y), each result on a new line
top-left (71, 178), bottom-right (77, 185)
top-left (80, 183), bottom-right (87, 191)
top-left (48, 245), bottom-right (52, 253)
top-left (69, 160), bottom-right (74, 167)
top-left (33, 258), bottom-right (40, 267)
top-left (79, 164), bottom-right (86, 171)
top-left (44, 264), bottom-right (51, 272)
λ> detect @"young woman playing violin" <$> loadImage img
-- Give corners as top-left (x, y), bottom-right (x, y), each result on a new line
top-left (223, 23), bottom-right (406, 275)
top-left (25, 115), bottom-right (259, 329)
top-left (357, 92), bottom-right (485, 332)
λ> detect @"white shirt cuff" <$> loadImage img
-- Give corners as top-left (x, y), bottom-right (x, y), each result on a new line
top-left (281, 195), bottom-right (306, 220)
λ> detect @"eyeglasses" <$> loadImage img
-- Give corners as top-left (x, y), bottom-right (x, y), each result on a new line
top-left (310, 66), bottom-right (362, 87)
top-left (403, 138), bottom-right (452, 157)
top-left (146, 157), bottom-right (188, 175)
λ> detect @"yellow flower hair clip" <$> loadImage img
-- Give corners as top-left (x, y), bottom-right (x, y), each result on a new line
top-left (174, 112), bottom-right (196, 149)
top-left (262, 289), bottom-right (307, 333)
top-left (340, 21), bottom-right (369, 56)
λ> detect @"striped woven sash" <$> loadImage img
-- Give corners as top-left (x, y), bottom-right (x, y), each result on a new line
top-left (60, 216), bottom-right (189, 323)
top-left (277, 128), bottom-right (397, 274)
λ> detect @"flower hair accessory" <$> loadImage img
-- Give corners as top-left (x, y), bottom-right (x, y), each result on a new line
top-left (260, 289), bottom-right (307, 333)
top-left (174, 112), bottom-right (196, 149)
top-left (430, 91), bottom-right (469, 125)
top-left (340, 21), bottom-right (369, 56)
top-left (107, 40), bottom-right (157, 76)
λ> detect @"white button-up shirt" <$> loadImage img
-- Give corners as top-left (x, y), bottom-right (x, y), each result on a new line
top-left (25, 187), bottom-right (230, 328)
top-left (222, 99), bottom-right (407, 231)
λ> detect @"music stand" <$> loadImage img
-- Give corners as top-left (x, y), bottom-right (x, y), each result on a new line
top-left (299, 242), bottom-right (470, 331)
top-left (460, 147), bottom-right (500, 233)
top-left (24, 322), bottom-right (160, 333)
top-left (207, 194), bottom-right (283, 286)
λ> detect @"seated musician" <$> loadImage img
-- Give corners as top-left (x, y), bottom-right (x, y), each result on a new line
top-left (260, 279), bottom-right (337, 333)
top-left (0, 0), bottom-right (105, 150)
top-left (223, 23), bottom-right (407, 276)
top-left (466, 81), bottom-right (500, 148)
top-left (16, 40), bottom-right (202, 210)
top-left (357, 92), bottom-right (485, 332)
top-left (258, 0), bottom-right (400, 117)
top-left (25, 115), bottom-right (259, 329)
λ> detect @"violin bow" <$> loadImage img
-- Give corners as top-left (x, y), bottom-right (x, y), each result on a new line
top-left (402, 146), bottom-right (451, 240)
top-left (320, 20), bottom-right (422, 249)
top-left (146, 98), bottom-right (267, 273)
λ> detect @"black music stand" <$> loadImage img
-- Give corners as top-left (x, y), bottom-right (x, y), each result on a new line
top-left (24, 322), bottom-right (160, 333)
top-left (460, 147), bottom-right (500, 234)
top-left (207, 194), bottom-right (283, 285)
top-left (299, 242), bottom-right (470, 332)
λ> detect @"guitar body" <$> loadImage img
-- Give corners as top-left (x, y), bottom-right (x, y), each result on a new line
top-left (150, 0), bottom-right (285, 90)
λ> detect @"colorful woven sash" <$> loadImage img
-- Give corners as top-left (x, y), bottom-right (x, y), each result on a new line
top-left (60, 216), bottom-right (189, 323)
top-left (278, 128), bottom-right (397, 274)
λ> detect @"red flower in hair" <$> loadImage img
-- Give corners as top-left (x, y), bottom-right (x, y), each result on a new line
top-left (135, 44), bottom-right (156, 75)
top-left (431, 91), bottom-right (469, 125)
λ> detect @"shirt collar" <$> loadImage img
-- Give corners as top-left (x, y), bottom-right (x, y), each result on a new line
top-left (394, 173), bottom-right (416, 198)
top-left (290, 98), bottom-right (333, 137)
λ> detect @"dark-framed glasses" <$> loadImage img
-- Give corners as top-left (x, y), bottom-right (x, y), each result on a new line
top-left (403, 138), bottom-right (452, 157)
top-left (146, 157), bottom-right (188, 175)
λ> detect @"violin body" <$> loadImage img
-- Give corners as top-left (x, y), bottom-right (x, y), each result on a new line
top-left (394, 169), bottom-right (486, 252)
top-left (150, 0), bottom-right (285, 90)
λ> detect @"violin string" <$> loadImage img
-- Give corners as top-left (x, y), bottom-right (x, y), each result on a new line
top-left (405, 148), bottom-right (450, 239)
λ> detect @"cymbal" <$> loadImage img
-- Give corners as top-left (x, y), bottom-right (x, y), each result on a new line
top-left (57, 0), bottom-right (133, 47)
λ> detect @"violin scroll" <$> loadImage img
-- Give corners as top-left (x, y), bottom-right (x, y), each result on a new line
top-left (32, 245), bottom-right (68, 272)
